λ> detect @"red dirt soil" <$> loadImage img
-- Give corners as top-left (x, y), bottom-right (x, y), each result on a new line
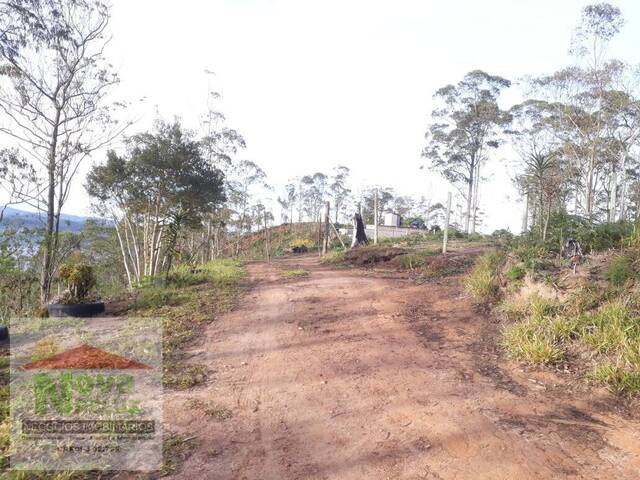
top-left (160, 254), bottom-right (640, 480)
top-left (22, 344), bottom-right (151, 370)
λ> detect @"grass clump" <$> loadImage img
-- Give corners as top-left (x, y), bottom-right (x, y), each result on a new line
top-left (579, 301), bottom-right (639, 357)
top-left (505, 265), bottom-right (526, 282)
top-left (502, 320), bottom-right (565, 364)
top-left (501, 295), bottom-right (567, 365)
top-left (588, 364), bottom-right (640, 395)
top-left (321, 250), bottom-right (346, 265)
top-left (464, 250), bottom-right (505, 303)
top-left (390, 253), bottom-right (427, 270)
top-left (162, 434), bottom-right (198, 476)
top-left (281, 268), bottom-right (309, 278)
top-left (606, 255), bottom-right (636, 287)
top-left (187, 398), bottom-right (233, 420)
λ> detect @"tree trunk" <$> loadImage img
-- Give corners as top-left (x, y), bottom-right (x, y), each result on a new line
top-left (40, 110), bottom-right (61, 303)
top-left (618, 152), bottom-right (628, 222)
top-left (351, 213), bottom-right (368, 248)
top-left (521, 190), bottom-right (529, 234)
top-left (465, 171), bottom-right (473, 235)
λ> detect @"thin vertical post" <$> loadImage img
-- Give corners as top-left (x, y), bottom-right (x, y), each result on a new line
top-left (374, 188), bottom-right (378, 245)
top-left (322, 201), bottom-right (330, 255)
top-left (443, 192), bottom-right (452, 254)
top-left (522, 190), bottom-right (529, 234)
top-left (264, 210), bottom-right (270, 263)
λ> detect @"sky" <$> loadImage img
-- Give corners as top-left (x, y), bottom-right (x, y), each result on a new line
top-left (7, 0), bottom-right (640, 232)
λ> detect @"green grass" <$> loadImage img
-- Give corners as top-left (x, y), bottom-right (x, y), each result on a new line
top-left (388, 250), bottom-right (438, 270)
top-left (131, 259), bottom-right (245, 389)
top-left (505, 265), bottom-right (526, 281)
top-left (588, 364), bottom-right (640, 395)
top-left (464, 251), bottom-right (505, 303)
top-left (502, 320), bottom-right (565, 364)
top-left (281, 268), bottom-right (309, 278)
top-left (500, 291), bottom-right (640, 395)
top-left (320, 250), bottom-right (346, 265)
top-left (501, 295), bottom-right (567, 365)
top-left (606, 255), bottom-right (636, 287)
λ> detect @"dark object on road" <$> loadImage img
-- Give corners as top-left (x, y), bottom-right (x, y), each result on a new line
top-left (562, 238), bottom-right (583, 274)
top-left (291, 245), bottom-right (308, 254)
top-left (351, 213), bottom-right (369, 248)
top-left (47, 302), bottom-right (105, 318)
top-left (0, 326), bottom-right (8, 341)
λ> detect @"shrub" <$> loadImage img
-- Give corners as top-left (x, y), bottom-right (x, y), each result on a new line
top-left (491, 229), bottom-right (514, 241)
top-left (581, 222), bottom-right (634, 252)
top-left (290, 238), bottom-right (315, 249)
top-left (58, 261), bottom-right (97, 303)
top-left (513, 244), bottom-right (548, 272)
top-left (466, 232), bottom-right (484, 241)
top-left (464, 251), bottom-right (504, 303)
top-left (606, 255), bottom-right (635, 287)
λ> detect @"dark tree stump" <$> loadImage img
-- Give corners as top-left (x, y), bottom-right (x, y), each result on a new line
top-left (351, 213), bottom-right (369, 248)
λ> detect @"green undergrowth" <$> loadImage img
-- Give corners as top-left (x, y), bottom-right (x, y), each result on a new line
top-left (0, 259), bottom-right (244, 475)
top-left (501, 292), bottom-right (640, 395)
top-left (464, 234), bottom-right (640, 396)
top-left (131, 259), bottom-right (245, 390)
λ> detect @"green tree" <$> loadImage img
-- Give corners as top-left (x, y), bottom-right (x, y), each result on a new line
top-left (422, 70), bottom-right (511, 234)
top-left (0, 0), bottom-right (127, 302)
top-left (329, 166), bottom-right (352, 223)
top-left (86, 121), bottom-right (225, 286)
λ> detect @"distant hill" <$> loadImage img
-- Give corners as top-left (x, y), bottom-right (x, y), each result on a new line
top-left (0, 206), bottom-right (106, 233)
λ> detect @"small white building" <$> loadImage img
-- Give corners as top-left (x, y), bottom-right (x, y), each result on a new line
top-left (383, 211), bottom-right (402, 227)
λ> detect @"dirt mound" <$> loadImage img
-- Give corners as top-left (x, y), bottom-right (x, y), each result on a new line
top-left (22, 344), bottom-right (151, 370)
top-left (342, 247), bottom-right (407, 265)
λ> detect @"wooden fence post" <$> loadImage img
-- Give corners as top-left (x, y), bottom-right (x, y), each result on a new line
top-left (374, 188), bottom-right (379, 245)
top-left (322, 201), bottom-right (330, 255)
top-left (443, 192), bottom-right (452, 254)
top-left (264, 210), bottom-right (270, 263)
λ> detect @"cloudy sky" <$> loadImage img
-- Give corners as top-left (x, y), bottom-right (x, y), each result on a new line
top-left (28, 0), bottom-right (640, 231)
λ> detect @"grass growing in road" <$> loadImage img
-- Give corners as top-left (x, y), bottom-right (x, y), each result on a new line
top-left (162, 433), bottom-right (199, 477)
top-left (281, 268), bottom-right (309, 278)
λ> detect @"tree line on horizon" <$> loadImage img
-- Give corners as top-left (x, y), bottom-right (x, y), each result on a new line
top-left (423, 3), bottom-right (640, 241)
top-left (0, 0), bottom-right (639, 308)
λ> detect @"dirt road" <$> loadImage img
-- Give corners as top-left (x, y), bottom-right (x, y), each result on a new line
top-left (164, 255), bottom-right (640, 480)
